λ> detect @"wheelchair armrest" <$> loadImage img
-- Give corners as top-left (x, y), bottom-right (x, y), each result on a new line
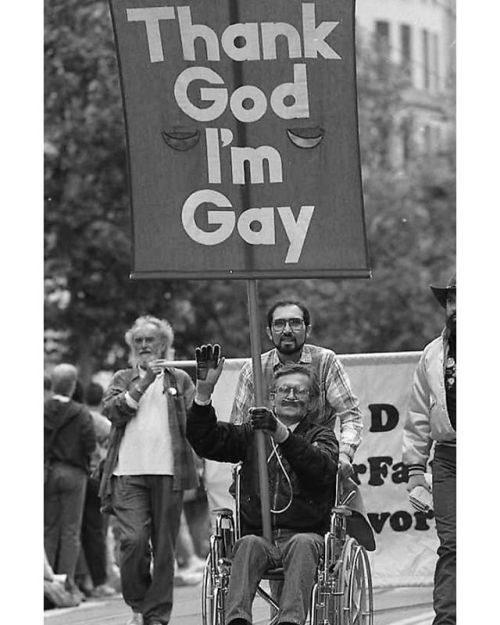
top-left (212, 507), bottom-right (234, 518)
top-left (331, 506), bottom-right (352, 517)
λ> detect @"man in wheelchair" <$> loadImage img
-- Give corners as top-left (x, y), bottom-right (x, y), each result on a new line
top-left (187, 344), bottom-right (339, 625)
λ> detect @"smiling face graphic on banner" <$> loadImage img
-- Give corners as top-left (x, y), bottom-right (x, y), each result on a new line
top-left (110, 0), bottom-right (370, 279)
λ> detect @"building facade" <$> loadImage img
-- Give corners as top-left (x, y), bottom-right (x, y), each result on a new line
top-left (356, 0), bottom-right (456, 165)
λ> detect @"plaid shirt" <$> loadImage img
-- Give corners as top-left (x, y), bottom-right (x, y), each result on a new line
top-left (229, 344), bottom-right (363, 460)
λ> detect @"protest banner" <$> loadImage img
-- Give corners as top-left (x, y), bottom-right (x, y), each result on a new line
top-left (205, 353), bottom-right (439, 587)
top-left (109, 0), bottom-right (369, 279)
top-left (110, 0), bottom-right (371, 539)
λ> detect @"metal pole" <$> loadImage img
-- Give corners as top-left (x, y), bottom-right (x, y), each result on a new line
top-left (246, 279), bottom-right (272, 542)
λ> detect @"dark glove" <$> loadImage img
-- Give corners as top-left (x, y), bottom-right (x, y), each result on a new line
top-left (250, 407), bottom-right (289, 443)
top-left (194, 344), bottom-right (224, 403)
top-left (195, 344), bottom-right (221, 380)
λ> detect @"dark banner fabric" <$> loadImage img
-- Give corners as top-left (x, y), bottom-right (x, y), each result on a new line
top-left (110, 0), bottom-right (370, 279)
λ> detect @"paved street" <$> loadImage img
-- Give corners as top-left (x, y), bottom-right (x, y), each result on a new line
top-left (44, 584), bottom-right (433, 625)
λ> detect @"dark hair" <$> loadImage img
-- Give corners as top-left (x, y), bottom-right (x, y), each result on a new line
top-left (85, 382), bottom-right (104, 407)
top-left (272, 364), bottom-right (319, 398)
top-left (72, 380), bottom-right (85, 403)
top-left (266, 300), bottom-right (311, 328)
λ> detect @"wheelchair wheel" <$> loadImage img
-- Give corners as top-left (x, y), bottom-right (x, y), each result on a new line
top-left (344, 544), bottom-right (373, 625)
top-left (201, 553), bottom-right (213, 625)
top-left (202, 552), bottom-right (227, 625)
top-left (310, 536), bottom-right (354, 625)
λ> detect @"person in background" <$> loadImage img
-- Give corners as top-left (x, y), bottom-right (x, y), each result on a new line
top-left (44, 374), bottom-right (52, 401)
top-left (175, 453), bottom-right (209, 585)
top-left (174, 510), bottom-right (206, 586)
top-left (44, 364), bottom-right (96, 604)
top-left (78, 382), bottom-right (117, 598)
top-left (230, 300), bottom-right (362, 480)
top-left (99, 315), bottom-right (198, 625)
top-left (72, 379), bottom-right (85, 403)
top-left (403, 274), bottom-right (456, 625)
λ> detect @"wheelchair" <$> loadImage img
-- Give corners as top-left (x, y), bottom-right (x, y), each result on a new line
top-left (202, 467), bottom-right (374, 625)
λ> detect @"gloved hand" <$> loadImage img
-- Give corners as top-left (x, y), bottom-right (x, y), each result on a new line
top-left (194, 344), bottom-right (225, 403)
top-left (249, 407), bottom-right (289, 444)
top-left (338, 452), bottom-right (354, 480)
top-left (406, 473), bottom-right (431, 493)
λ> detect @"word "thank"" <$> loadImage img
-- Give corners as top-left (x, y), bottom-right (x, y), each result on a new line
top-left (127, 3), bottom-right (341, 63)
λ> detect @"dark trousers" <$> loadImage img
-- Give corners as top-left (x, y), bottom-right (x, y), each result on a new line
top-left (44, 462), bottom-right (88, 584)
top-left (81, 477), bottom-right (109, 587)
top-left (112, 475), bottom-right (183, 625)
top-left (226, 532), bottom-right (323, 625)
top-left (432, 445), bottom-right (456, 625)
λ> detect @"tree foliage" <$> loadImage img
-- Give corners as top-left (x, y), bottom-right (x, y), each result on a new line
top-left (44, 0), bottom-right (455, 380)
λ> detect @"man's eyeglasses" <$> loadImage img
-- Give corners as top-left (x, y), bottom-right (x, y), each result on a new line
top-left (275, 385), bottom-right (310, 398)
top-left (271, 317), bottom-right (305, 332)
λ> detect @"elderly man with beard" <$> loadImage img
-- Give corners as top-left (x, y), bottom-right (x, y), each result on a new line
top-left (98, 316), bottom-right (198, 625)
top-left (187, 345), bottom-right (338, 625)
top-left (230, 300), bottom-right (362, 480)
top-left (403, 275), bottom-right (456, 625)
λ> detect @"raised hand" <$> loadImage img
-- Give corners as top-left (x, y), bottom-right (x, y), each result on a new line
top-left (142, 359), bottom-right (169, 384)
top-left (194, 344), bottom-right (225, 402)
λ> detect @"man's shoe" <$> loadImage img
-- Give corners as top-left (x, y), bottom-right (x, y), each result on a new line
top-left (126, 611), bottom-right (143, 625)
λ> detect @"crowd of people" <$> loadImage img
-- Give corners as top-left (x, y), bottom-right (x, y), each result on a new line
top-left (44, 276), bottom-right (456, 625)
top-left (43, 362), bottom-right (210, 611)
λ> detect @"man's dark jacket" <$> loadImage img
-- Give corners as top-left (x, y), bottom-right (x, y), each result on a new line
top-left (187, 401), bottom-right (339, 535)
top-left (44, 398), bottom-right (96, 472)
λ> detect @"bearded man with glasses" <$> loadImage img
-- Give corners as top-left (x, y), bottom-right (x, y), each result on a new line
top-left (187, 346), bottom-right (339, 625)
top-left (230, 300), bottom-right (362, 480)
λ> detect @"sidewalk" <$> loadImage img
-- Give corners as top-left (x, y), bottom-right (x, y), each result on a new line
top-left (44, 584), bottom-right (433, 625)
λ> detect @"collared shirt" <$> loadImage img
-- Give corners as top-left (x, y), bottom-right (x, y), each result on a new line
top-left (229, 344), bottom-right (363, 460)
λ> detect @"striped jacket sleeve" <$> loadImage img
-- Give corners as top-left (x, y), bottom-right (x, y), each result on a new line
top-left (402, 351), bottom-right (433, 476)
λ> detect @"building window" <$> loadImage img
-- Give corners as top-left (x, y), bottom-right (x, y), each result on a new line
top-left (401, 117), bottom-right (413, 166)
top-left (375, 20), bottom-right (390, 50)
top-left (422, 29), bottom-right (430, 90)
top-left (374, 21), bottom-right (391, 80)
top-left (400, 24), bottom-right (412, 82)
top-left (432, 33), bottom-right (440, 91)
top-left (423, 125), bottom-right (431, 155)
